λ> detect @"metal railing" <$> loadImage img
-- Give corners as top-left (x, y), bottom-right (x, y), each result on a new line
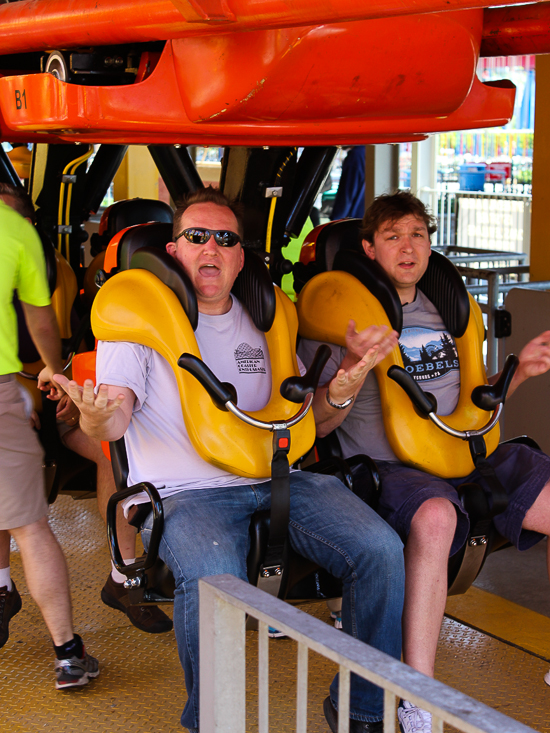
top-left (199, 574), bottom-right (537, 733)
top-left (424, 188), bottom-right (532, 255)
top-left (449, 262), bottom-right (550, 373)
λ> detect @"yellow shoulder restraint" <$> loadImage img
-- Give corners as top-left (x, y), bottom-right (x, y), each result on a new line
top-left (297, 248), bottom-right (499, 478)
top-left (92, 248), bottom-right (315, 478)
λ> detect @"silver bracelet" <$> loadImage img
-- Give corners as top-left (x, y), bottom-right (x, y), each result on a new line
top-left (325, 390), bottom-right (354, 410)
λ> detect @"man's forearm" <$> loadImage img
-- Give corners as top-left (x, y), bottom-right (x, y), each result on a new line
top-left (79, 409), bottom-right (128, 443)
top-left (21, 302), bottom-right (63, 373)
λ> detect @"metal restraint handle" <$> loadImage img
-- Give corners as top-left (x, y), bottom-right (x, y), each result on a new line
top-left (387, 365), bottom-right (503, 440)
top-left (177, 345), bottom-right (331, 431)
top-left (471, 354), bottom-right (519, 411)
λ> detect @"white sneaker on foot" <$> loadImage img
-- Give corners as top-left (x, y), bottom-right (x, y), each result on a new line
top-left (398, 700), bottom-right (432, 733)
top-left (544, 669), bottom-right (550, 686)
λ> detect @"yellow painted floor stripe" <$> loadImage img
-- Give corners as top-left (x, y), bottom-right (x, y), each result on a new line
top-left (445, 586), bottom-right (550, 659)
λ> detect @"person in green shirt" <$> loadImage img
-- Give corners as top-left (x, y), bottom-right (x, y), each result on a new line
top-left (0, 196), bottom-right (99, 689)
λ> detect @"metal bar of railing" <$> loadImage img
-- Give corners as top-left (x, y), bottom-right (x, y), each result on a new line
top-left (296, 643), bottom-right (308, 733)
top-left (200, 574), bottom-right (537, 733)
top-left (466, 281), bottom-right (550, 296)
top-left (486, 273), bottom-right (499, 374)
top-left (446, 254), bottom-right (527, 265)
top-left (259, 620), bottom-right (269, 733)
top-left (444, 246), bottom-right (527, 256)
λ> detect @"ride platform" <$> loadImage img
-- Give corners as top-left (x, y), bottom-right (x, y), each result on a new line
top-left (1, 494), bottom-right (549, 733)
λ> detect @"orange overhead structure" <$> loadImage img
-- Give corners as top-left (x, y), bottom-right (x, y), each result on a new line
top-left (0, 8), bottom-right (516, 146)
top-left (0, 0), bottom-right (538, 52)
top-left (482, 3), bottom-right (550, 57)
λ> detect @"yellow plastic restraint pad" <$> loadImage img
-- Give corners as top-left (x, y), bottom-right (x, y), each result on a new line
top-left (297, 270), bottom-right (499, 478)
top-left (92, 268), bottom-right (315, 478)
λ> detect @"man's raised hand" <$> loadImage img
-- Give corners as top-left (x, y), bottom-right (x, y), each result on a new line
top-left (345, 320), bottom-right (398, 367)
top-left (54, 374), bottom-right (126, 436)
top-left (516, 330), bottom-right (550, 384)
top-left (327, 321), bottom-right (398, 406)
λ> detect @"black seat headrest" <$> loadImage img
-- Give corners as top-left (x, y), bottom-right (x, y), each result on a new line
top-left (103, 198), bottom-right (173, 235)
top-left (315, 218), bottom-right (364, 271)
top-left (417, 250), bottom-right (470, 338)
top-left (130, 247), bottom-right (198, 331)
top-left (293, 218), bottom-right (363, 294)
top-left (118, 222), bottom-right (174, 272)
top-left (232, 250), bottom-right (276, 333)
top-left (91, 198), bottom-right (173, 256)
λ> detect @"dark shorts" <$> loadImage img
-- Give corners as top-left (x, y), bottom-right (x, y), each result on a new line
top-left (376, 443), bottom-right (550, 555)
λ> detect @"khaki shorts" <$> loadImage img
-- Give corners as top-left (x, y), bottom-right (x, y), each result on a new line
top-left (0, 378), bottom-right (48, 530)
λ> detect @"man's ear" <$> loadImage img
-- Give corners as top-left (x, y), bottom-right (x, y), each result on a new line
top-left (239, 244), bottom-right (245, 272)
top-left (166, 241), bottom-right (177, 258)
top-left (362, 238), bottom-right (376, 261)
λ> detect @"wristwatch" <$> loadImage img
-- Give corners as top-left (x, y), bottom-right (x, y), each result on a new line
top-left (325, 390), bottom-right (354, 410)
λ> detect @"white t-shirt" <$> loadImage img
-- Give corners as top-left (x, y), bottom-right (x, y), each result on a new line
top-left (96, 296), bottom-right (275, 507)
top-left (298, 289), bottom-right (460, 462)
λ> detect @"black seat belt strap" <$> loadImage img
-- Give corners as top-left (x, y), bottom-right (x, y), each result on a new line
top-left (469, 435), bottom-right (508, 518)
top-left (260, 429), bottom-right (291, 584)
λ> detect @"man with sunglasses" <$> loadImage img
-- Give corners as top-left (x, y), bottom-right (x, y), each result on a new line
top-left (56, 187), bottom-right (404, 733)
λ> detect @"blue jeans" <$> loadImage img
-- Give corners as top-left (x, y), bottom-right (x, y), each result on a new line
top-left (141, 471), bottom-right (404, 729)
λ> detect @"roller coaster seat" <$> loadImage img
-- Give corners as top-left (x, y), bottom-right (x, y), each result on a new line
top-left (295, 218), bottom-right (533, 594)
top-left (297, 218), bottom-right (498, 479)
top-left (94, 222), bottom-right (368, 606)
top-left (84, 197), bottom-right (173, 307)
top-left (89, 197), bottom-right (173, 257)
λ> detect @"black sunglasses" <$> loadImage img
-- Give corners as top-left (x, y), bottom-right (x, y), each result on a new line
top-left (175, 227), bottom-right (241, 248)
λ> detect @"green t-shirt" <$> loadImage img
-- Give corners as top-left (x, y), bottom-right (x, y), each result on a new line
top-left (0, 200), bottom-right (51, 375)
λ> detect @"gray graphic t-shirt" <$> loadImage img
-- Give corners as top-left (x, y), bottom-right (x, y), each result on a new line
top-left (298, 289), bottom-right (461, 462)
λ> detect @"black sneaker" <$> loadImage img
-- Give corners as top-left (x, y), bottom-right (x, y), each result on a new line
top-left (324, 696), bottom-right (383, 733)
top-left (55, 648), bottom-right (100, 689)
top-left (0, 582), bottom-right (22, 649)
top-left (101, 574), bottom-right (173, 634)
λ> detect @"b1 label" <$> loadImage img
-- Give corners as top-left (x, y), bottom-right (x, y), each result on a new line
top-left (15, 89), bottom-right (27, 110)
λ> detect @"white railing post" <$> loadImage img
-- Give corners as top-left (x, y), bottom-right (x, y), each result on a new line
top-left (200, 580), bottom-right (247, 733)
top-left (200, 575), bottom-right (538, 733)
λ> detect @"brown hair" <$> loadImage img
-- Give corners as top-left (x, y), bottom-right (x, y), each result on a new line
top-left (361, 190), bottom-right (437, 244)
top-left (0, 182), bottom-right (36, 223)
top-left (173, 186), bottom-right (244, 240)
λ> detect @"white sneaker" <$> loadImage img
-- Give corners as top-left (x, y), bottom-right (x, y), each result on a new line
top-left (544, 669), bottom-right (550, 686)
top-left (398, 700), bottom-right (432, 733)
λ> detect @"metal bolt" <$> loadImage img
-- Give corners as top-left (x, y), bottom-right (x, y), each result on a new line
top-left (480, 537), bottom-right (487, 545)
top-left (469, 538), bottom-right (477, 547)
top-left (275, 568), bottom-right (282, 576)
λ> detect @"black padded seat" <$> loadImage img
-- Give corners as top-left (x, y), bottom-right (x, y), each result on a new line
top-left (117, 221), bottom-right (174, 272)
top-left (313, 218), bottom-right (363, 270)
top-left (91, 198), bottom-right (173, 256)
top-left (232, 249), bottom-right (276, 333)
